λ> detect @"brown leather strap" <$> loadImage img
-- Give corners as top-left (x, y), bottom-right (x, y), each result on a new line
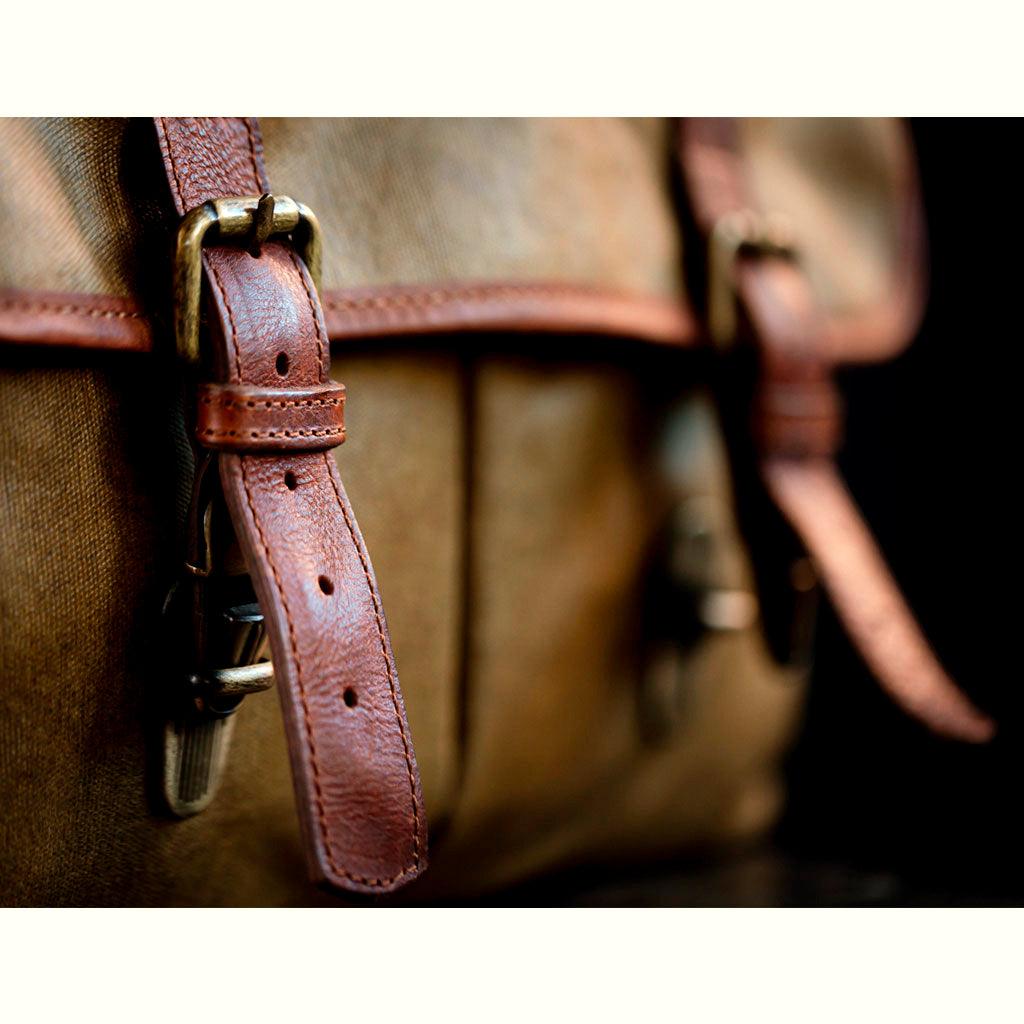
top-left (679, 117), bottom-right (995, 743)
top-left (155, 117), bottom-right (427, 892)
top-left (763, 459), bottom-right (994, 740)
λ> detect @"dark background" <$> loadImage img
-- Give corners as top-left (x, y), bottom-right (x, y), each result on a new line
top-left (776, 118), bottom-right (1019, 903)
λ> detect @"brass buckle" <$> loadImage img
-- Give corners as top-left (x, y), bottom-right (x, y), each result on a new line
top-left (174, 192), bottom-right (322, 364)
top-left (707, 208), bottom-right (795, 350)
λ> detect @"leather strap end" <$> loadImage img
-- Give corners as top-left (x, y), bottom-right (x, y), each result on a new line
top-left (196, 382), bottom-right (346, 452)
top-left (763, 458), bottom-right (996, 744)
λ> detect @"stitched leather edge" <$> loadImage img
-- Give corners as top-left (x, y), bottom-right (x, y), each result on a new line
top-left (195, 383), bottom-right (347, 452)
top-left (295, 254), bottom-right (424, 881)
top-left (0, 289), bottom-right (151, 352)
top-left (0, 282), bottom-right (700, 352)
top-left (323, 450), bottom-right (423, 881)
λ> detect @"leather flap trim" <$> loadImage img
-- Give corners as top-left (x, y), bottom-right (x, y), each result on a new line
top-left (0, 281), bottom-right (699, 354)
top-left (0, 289), bottom-right (151, 352)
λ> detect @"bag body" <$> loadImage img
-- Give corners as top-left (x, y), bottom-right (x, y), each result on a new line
top-left (0, 118), bottom-right (952, 905)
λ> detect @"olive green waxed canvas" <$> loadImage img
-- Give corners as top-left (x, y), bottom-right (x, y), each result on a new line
top-left (260, 118), bottom-right (686, 298)
top-left (0, 119), bottom-right (142, 296)
top-left (0, 118), bottom-right (687, 304)
top-left (0, 343), bottom-right (805, 905)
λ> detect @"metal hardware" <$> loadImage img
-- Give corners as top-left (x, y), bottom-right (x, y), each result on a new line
top-left (249, 192), bottom-right (277, 254)
top-left (206, 661), bottom-right (275, 698)
top-left (174, 193), bottom-right (323, 364)
top-left (188, 601), bottom-right (274, 717)
top-left (163, 716), bottom-right (237, 815)
top-left (707, 208), bottom-right (795, 350)
top-left (162, 458), bottom-right (275, 816)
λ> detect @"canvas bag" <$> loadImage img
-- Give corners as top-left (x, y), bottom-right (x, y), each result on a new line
top-left (0, 118), bottom-right (987, 905)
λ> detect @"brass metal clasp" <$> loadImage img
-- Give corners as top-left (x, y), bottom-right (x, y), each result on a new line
top-left (707, 208), bottom-right (795, 350)
top-left (174, 193), bottom-right (323, 364)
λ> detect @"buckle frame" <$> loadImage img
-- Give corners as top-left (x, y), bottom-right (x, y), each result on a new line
top-left (707, 208), bottom-right (795, 350)
top-left (174, 193), bottom-right (323, 364)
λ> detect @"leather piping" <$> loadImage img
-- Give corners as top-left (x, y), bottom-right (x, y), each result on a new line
top-left (0, 282), bottom-right (699, 353)
top-left (321, 282), bottom-right (697, 345)
top-left (0, 288), bottom-right (151, 352)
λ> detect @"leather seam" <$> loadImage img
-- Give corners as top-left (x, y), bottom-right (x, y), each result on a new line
top-left (233, 120), bottom-right (417, 883)
top-left (323, 451), bottom-right (422, 874)
top-left (0, 298), bottom-right (145, 320)
top-left (237, 458), bottom-right (376, 886)
top-left (287, 249), bottom-right (326, 381)
top-left (306, 219), bottom-right (420, 868)
top-left (323, 282), bottom-right (667, 313)
top-left (242, 118), bottom-right (266, 192)
top-left (208, 261), bottom-right (244, 382)
top-left (199, 426), bottom-right (346, 440)
top-left (159, 117), bottom-right (187, 210)
top-left (200, 396), bottom-right (343, 410)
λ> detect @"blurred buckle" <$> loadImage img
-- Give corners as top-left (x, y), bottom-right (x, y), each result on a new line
top-left (707, 208), bottom-right (795, 350)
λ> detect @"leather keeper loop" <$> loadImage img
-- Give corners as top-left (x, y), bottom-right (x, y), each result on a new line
top-left (755, 375), bottom-right (843, 458)
top-left (196, 382), bottom-right (346, 452)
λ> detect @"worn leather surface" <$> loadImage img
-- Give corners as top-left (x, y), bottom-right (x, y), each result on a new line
top-left (156, 117), bottom-right (426, 892)
top-left (196, 382), bottom-right (347, 453)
